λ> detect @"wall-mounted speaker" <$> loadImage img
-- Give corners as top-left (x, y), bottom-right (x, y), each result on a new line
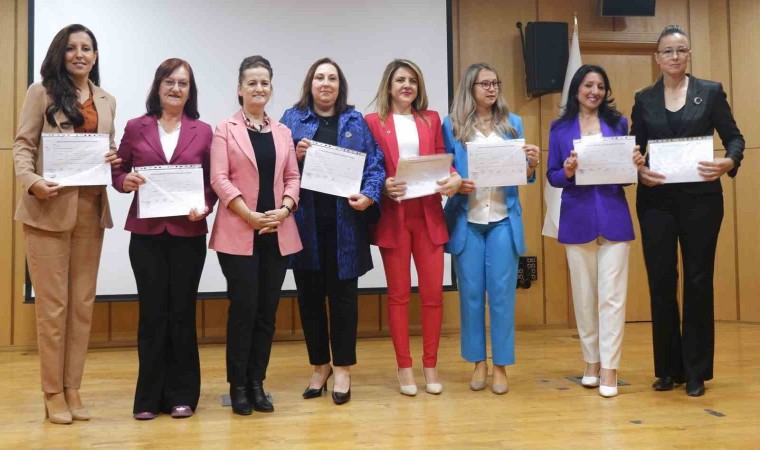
top-left (524, 22), bottom-right (568, 97)
top-left (599, 0), bottom-right (656, 17)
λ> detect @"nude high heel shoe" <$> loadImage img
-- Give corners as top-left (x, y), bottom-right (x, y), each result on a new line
top-left (44, 394), bottom-right (73, 425)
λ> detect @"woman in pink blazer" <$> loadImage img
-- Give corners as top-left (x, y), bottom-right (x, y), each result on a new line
top-left (112, 58), bottom-right (215, 420)
top-left (209, 55), bottom-right (301, 416)
top-left (365, 59), bottom-right (461, 396)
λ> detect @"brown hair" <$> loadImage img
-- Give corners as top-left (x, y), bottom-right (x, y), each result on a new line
top-left (145, 58), bottom-right (199, 119)
top-left (294, 57), bottom-right (352, 114)
top-left (237, 55), bottom-right (273, 106)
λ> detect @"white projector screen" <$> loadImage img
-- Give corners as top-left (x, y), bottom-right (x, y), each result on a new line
top-left (31, 0), bottom-right (453, 299)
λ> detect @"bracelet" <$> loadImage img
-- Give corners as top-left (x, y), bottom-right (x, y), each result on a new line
top-left (280, 204), bottom-right (292, 216)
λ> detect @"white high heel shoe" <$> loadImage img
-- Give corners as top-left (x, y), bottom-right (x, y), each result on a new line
top-left (397, 369), bottom-right (418, 396)
top-left (423, 368), bottom-right (443, 395)
top-left (581, 366), bottom-right (600, 388)
top-left (599, 373), bottom-right (618, 398)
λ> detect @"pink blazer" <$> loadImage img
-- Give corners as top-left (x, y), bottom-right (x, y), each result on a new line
top-left (209, 111), bottom-right (302, 256)
top-left (364, 110), bottom-right (449, 248)
top-left (112, 114), bottom-right (215, 236)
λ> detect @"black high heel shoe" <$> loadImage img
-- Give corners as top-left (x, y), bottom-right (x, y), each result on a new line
top-left (230, 385), bottom-right (252, 416)
top-left (303, 367), bottom-right (333, 399)
top-left (249, 380), bottom-right (274, 412)
top-left (331, 376), bottom-right (351, 405)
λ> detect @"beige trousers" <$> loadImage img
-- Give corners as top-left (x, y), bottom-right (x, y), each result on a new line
top-left (24, 188), bottom-right (104, 393)
top-left (565, 237), bottom-right (630, 369)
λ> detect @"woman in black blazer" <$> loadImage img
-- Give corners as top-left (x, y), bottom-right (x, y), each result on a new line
top-left (632, 25), bottom-right (744, 397)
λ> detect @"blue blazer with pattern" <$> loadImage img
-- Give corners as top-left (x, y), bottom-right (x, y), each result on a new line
top-left (280, 106), bottom-right (385, 280)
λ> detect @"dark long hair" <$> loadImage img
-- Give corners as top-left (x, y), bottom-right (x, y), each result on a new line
top-left (237, 55), bottom-right (272, 106)
top-left (558, 64), bottom-right (622, 127)
top-left (294, 57), bottom-right (352, 114)
top-left (145, 58), bottom-right (200, 119)
top-left (40, 24), bottom-right (100, 127)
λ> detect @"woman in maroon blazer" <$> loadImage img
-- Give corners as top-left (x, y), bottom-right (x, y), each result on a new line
top-left (112, 58), bottom-right (215, 420)
top-left (365, 59), bottom-right (461, 396)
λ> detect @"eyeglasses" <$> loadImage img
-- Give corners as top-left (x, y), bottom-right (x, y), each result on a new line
top-left (657, 48), bottom-right (690, 58)
top-left (163, 79), bottom-right (189, 89)
top-left (474, 80), bottom-right (502, 90)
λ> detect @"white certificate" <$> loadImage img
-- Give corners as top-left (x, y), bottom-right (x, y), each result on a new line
top-left (394, 154), bottom-right (454, 200)
top-left (648, 136), bottom-right (714, 184)
top-left (136, 164), bottom-right (205, 219)
top-left (574, 136), bottom-right (638, 185)
top-left (42, 133), bottom-right (111, 186)
top-left (300, 141), bottom-right (366, 198)
top-left (466, 139), bottom-right (527, 187)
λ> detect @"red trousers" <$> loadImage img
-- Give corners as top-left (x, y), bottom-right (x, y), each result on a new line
top-left (379, 201), bottom-right (444, 368)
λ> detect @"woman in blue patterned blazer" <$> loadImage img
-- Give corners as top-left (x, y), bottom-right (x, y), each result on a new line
top-left (280, 58), bottom-right (385, 405)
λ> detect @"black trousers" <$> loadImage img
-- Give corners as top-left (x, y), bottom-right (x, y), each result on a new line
top-left (218, 233), bottom-right (287, 386)
top-left (637, 189), bottom-right (723, 382)
top-left (129, 232), bottom-right (206, 414)
top-left (294, 223), bottom-right (358, 366)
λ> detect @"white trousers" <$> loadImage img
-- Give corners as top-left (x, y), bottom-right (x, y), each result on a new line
top-left (565, 237), bottom-right (630, 369)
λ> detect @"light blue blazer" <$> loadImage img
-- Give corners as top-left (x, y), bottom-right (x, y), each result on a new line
top-left (442, 114), bottom-right (533, 256)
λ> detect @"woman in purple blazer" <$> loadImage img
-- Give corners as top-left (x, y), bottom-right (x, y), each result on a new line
top-left (546, 65), bottom-right (644, 398)
top-left (112, 58), bottom-right (215, 419)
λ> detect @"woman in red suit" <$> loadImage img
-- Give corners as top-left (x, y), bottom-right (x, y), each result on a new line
top-left (365, 59), bottom-right (461, 396)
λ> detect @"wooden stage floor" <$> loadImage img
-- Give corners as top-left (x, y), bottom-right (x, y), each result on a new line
top-left (1, 322), bottom-right (759, 449)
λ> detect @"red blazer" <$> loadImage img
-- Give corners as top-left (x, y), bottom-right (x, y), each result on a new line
top-left (209, 111), bottom-right (302, 256)
top-left (364, 110), bottom-right (449, 248)
top-left (112, 114), bottom-right (215, 236)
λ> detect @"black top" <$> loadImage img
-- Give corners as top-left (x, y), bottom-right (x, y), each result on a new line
top-left (665, 106), bottom-right (684, 135)
top-left (248, 130), bottom-right (276, 213)
top-left (312, 114), bottom-right (339, 221)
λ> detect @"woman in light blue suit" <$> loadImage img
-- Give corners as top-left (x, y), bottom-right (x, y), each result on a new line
top-left (443, 63), bottom-right (539, 394)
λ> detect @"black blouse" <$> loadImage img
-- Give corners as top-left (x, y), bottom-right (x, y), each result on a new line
top-left (248, 130), bottom-right (276, 213)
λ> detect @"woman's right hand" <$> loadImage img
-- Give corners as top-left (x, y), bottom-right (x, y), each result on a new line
top-left (563, 150), bottom-right (579, 179)
top-left (638, 166), bottom-right (666, 186)
top-left (383, 177), bottom-right (407, 200)
top-left (458, 178), bottom-right (476, 194)
top-left (248, 211), bottom-right (280, 230)
top-left (29, 180), bottom-right (62, 199)
top-left (122, 172), bottom-right (146, 192)
top-left (296, 138), bottom-right (311, 161)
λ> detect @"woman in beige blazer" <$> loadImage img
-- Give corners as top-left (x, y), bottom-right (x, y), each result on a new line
top-left (13, 24), bottom-right (120, 424)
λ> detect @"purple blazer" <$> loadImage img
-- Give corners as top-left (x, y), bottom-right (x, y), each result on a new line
top-left (546, 116), bottom-right (634, 244)
top-left (112, 114), bottom-right (216, 237)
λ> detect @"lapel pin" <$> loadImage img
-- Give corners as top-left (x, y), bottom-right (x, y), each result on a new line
top-left (386, 129), bottom-right (391, 134)
top-left (345, 131), bottom-right (352, 138)
top-left (694, 97), bottom-right (703, 105)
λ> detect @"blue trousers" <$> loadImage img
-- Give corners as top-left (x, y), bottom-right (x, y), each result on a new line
top-left (453, 218), bottom-right (518, 366)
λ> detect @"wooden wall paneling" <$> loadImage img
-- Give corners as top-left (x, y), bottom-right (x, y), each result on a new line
top-left (735, 150), bottom-right (760, 322)
top-left (274, 297), bottom-right (294, 339)
top-left (110, 302), bottom-right (138, 342)
top-left (614, 0), bottom-right (689, 33)
top-left (202, 299), bottom-right (228, 339)
top-left (728, 0), bottom-right (760, 148)
top-left (713, 170), bottom-right (738, 320)
top-left (0, 153), bottom-right (14, 345)
top-left (537, 0), bottom-right (614, 32)
top-left (0, 0), bottom-right (16, 148)
top-left (357, 294), bottom-right (381, 333)
top-left (90, 302), bottom-right (110, 343)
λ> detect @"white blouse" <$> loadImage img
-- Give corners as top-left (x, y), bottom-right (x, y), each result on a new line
top-left (393, 114), bottom-right (420, 158)
top-left (158, 123), bottom-right (181, 162)
top-left (467, 130), bottom-right (509, 224)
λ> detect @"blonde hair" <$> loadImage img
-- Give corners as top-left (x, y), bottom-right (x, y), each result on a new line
top-left (371, 59), bottom-right (429, 124)
top-left (449, 63), bottom-right (517, 142)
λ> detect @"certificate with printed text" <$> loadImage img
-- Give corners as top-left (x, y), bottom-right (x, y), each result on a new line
top-left (136, 164), bottom-right (205, 219)
top-left (648, 136), bottom-right (713, 184)
top-left (42, 133), bottom-right (110, 186)
top-left (466, 139), bottom-right (527, 187)
top-left (394, 154), bottom-right (454, 200)
top-left (574, 136), bottom-right (638, 185)
top-left (300, 141), bottom-right (366, 198)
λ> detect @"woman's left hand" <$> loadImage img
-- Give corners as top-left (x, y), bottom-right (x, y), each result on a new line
top-left (524, 144), bottom-right (540, 168)
top-left (436, 172), bottom-right (462, 197)
top-left (105, 151), bottom-right (122, 167)
top-left (348, 193), bottom-right (373, 211)
top-left (632, 145), bottom-right (645, 167)
top-left (188, 206), bottom-right (209, 222)
top-left (264, 206), bottom-right (290, 223)
top-left (698, 158), bottom-right (735, 181)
